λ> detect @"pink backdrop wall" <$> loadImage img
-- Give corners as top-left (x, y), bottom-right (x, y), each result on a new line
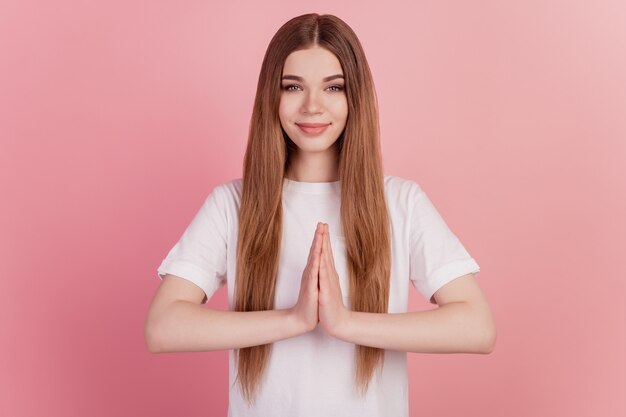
top-left (1, 0), bottom-right (624, 416)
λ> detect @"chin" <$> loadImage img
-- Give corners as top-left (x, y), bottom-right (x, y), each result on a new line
top-left (294, 138), bottom-right (339, 152)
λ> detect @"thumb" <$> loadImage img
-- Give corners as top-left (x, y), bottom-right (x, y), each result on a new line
top-left (310, 224), bottom-right (323, 290)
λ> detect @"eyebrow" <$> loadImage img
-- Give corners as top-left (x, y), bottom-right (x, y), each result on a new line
top-left (281, 74), bottom-right (344, 82)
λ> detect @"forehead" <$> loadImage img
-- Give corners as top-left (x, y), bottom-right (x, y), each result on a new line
top-left (282, 46), bottom-right (343, 78)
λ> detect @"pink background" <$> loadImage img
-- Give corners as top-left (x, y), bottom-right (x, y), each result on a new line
top-left (1, 0), bottom-right (625, 416)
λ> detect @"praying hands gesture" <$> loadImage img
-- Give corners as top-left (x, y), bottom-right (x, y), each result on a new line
top-left (289, 222), bottom-right (351, 338)
top-left (286, 221), bottom-right (496, 354)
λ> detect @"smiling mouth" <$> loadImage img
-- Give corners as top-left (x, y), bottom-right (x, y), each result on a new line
top-left (296, 123), bottom-right (331, 135)
top-left (296, 123), bottom-right (331, 127)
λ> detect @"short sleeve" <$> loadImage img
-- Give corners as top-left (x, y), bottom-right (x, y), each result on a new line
top-left (156, 186), bottom-right (228, 304)
top-left (408, 183), bottom-right (480, 304)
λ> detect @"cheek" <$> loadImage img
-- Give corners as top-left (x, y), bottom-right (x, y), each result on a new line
top-left (330, 98), bottom-right (348, 123)
top-left (279, 96), bottom-right (298, 122)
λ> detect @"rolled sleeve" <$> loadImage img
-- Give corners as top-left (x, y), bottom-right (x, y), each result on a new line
top-left (408, 183), bottom-right (480, 304)
top-left (156, 185), bottom-right (228, 304)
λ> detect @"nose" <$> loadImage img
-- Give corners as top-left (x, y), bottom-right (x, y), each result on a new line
top-left (301, 90), bottom-right (322, 114)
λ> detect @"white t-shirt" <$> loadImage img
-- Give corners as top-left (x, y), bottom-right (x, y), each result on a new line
top-left (156, 175), bottom-right (480, 417)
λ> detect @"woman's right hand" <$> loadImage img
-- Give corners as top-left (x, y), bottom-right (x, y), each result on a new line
top-left (290, 222), bottom-right (324, 333)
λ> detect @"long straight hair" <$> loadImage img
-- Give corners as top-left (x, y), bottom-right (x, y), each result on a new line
top-left (234, 13), bottom-right (391, 405)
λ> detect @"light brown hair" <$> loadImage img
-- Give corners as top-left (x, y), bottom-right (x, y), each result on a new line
top-left (235, 12), bottom-right (391, 404)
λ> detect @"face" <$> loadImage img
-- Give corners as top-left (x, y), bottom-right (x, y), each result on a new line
top-left (279, 46), bottom-right (348, 155)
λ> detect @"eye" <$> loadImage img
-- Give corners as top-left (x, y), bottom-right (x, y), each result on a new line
top-left (327, 85), bottom-right (344, 92)
top-left (282, 84), bottom-right (301, 92)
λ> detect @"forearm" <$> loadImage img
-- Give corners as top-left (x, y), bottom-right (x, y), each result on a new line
top-left (147, 301), bottom-right (304, 353)
top-left (337, 302), bottom-right (496, 354)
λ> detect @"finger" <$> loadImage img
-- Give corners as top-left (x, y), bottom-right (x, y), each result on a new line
top-left (310, 252), bottom-right (320, 291)
top-left (321, 225), bottom-right (339, 294)
top-left (311, 224), bottom-right (324, 278)
top-left (308, 223), bottom-right (322, 263)
top-left (314, 223), bottom-right (323, 256)
top-left (319, 229), bottom-right (327, 283)
top-left (324, 224), bottom-right (335, 269)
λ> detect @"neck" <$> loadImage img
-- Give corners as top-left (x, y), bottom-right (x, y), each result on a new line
top-left (285, 147), bottom-right (339, 183)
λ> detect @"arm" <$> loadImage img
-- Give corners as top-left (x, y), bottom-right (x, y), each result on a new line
top-left (144, 274), bottom-right (306, 353)
top-left (333, 273), bottom-right (497, 354)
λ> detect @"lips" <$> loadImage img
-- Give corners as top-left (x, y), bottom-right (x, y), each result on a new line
top-left (296, 123), bottom-right (330, 135)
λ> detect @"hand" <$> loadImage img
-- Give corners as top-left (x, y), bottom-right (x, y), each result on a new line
top-left (318, 223), bottom-right (351, 338)
top-left (289, 222), bottom-right (323, 333)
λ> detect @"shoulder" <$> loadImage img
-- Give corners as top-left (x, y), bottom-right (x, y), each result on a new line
top-left (196, 178), bottom-right (243, 218)
top-left (383, 174), bottom-right (424, 204)
top-left (208, 177), bottom-right (243, 203)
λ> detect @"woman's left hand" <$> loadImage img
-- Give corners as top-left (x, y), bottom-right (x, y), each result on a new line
top-left (318, 223), bottom-right (351, 338)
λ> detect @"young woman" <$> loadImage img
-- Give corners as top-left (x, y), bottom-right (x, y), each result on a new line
top-left (145, 13), bottom-right (496, 417)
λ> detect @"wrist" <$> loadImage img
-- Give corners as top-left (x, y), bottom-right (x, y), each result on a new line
top-left (331, 309), bottom-right (353, 341)
top-left (286, 308), bottom-right (310, 336)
